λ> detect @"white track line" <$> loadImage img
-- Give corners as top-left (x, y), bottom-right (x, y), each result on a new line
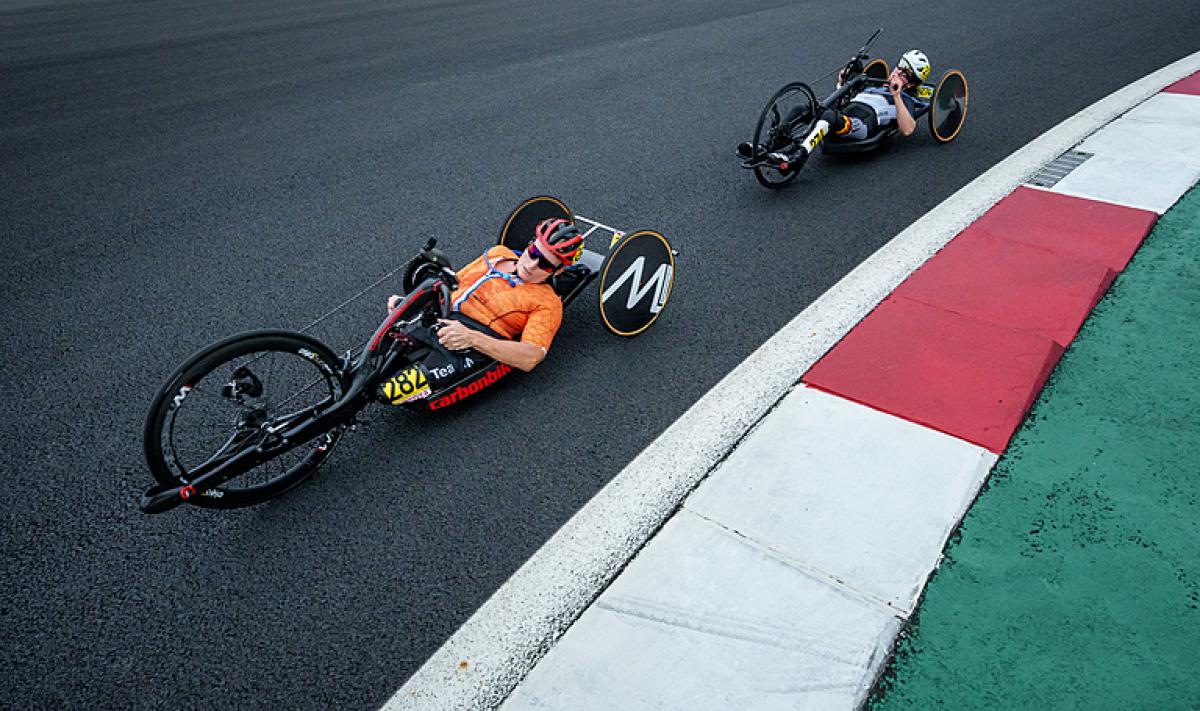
top-left (382, 49), bottom-right (1200, 711)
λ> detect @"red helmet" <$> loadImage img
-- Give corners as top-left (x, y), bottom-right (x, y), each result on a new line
top-left (533, 218), bottom-right (585, 266)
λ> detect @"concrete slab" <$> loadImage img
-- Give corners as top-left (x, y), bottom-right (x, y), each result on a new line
top-left (1118, 91), bottom-right (1200, 126)
top-left (687, 386), bottom-right (997, 614)
top-left (1043, 94), bottom-right (1200, 214)
top-left (1050, 154), bottom-right (1200, 214)
top-left (502, 510), bottom-right (902, 711)
top-left (893, 229), bottom-right (1116, 346)
top-left (966, 187), bottom-right (1156, 272)
top-left (1076, 116), bottom-right (1200, 167)
top-left (803, 296), bottom-right (1065, 453)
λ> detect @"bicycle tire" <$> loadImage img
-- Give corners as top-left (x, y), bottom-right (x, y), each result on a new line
top-left (143, 330), bottom-right (347, 509)
top-left (752, 82), bottom-right (818, 189)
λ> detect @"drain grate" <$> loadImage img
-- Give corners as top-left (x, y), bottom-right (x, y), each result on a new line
top-left (1027, 150), bottom-right (1094, 188)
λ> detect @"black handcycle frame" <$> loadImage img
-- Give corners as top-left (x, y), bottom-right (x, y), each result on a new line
top-left (139, 243), bottom-right (462, 514)
top-left (739, 28), bottom-right (967, 188)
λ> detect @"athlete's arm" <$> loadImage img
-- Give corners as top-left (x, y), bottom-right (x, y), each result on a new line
top-left (436, 320), bottom-right (546, 372)
top-left (890, 81), bottom-right (917, 136)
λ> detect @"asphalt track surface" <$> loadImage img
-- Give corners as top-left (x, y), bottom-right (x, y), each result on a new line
top-left (2, 1), bottom-right (1196, 708)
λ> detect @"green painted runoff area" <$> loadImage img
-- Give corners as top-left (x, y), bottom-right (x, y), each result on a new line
top-left (871, 185), bottom-right (1200, 710)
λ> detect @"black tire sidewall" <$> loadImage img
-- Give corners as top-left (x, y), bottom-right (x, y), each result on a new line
top-left (755, 165), bottom-right (799, 188)
top-left (752, 82), bottom-right (815, 188)
top-left (142, 330), bottom-right (345, 509)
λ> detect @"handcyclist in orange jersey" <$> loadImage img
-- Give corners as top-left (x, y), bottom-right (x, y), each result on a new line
top-left (384, 218), bottom-right (584, 377)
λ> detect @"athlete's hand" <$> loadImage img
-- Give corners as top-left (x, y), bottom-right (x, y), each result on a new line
top-left (387, 294), bottom-right (402, 311)
top-left (436, 319), bottom-right (477, 351)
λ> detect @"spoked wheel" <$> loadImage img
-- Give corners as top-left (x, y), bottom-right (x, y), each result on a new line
top-left (402, 258), bottom-right (441, 294)
top-left (752, 82), bottom-right (818, 189)
top-left (143, 330), bottom-right (347, 509)
top-left (929, 70), bottom-right (969, 144)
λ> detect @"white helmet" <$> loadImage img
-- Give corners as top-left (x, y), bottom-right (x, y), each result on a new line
top-left (898, 49), bottom-right (931, 85)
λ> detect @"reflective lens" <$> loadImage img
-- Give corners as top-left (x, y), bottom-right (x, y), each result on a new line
top-left (526, 243), bottom-right (559, 271)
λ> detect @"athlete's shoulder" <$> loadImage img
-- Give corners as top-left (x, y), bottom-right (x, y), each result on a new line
top-left (484, 244), bottom-right (518, 260)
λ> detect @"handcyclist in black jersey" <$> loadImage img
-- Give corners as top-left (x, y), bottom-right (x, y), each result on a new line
top-left (738, 49), bottom-right (933, 169)
top-left (779, 49), bottom-right (930, 167)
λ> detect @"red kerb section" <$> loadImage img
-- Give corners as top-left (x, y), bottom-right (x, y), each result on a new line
top-left (892, 228), bottom-right (1116, 347)
top-left (801, 137), bottom-right (1156, 449)
top-left (965, 187), bottom-right (1156, 271)
top-left (804, 296), bottom-right (1064, 453)
top-left (801, 186), bottom-right (1157, 452)
top-left (1163, 71), bottom-right (1200, 96)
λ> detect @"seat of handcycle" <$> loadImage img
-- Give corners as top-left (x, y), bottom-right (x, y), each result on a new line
top-left (822, 128), bottom-right (896, 154)
top-left (821, 84), bottom-right (932, 154)
top-left (550, 262), bottom-right (593, 302)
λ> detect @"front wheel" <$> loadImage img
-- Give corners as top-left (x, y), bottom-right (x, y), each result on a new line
top-left (752, 81), bottom-right (818, 189)
top-left (143, 330), bottom-right (347, 509)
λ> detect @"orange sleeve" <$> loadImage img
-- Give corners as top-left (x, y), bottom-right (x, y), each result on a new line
top-left (519, 298), bottom-right (563, 351)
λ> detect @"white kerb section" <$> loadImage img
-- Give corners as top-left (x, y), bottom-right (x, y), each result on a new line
top-left (687, 386), bottom-right (996, 615)
top-left (1051, 92), bottom-right (1200, 213)
top-left (503, 386), bottom-right (996, 710)
top-left (505, 511), bottom-right (902, 711)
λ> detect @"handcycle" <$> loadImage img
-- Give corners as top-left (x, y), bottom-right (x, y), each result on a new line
top-left (738, 28), bottom-right (969, 188)
top-left (138, 196), bottom-right (676, 514)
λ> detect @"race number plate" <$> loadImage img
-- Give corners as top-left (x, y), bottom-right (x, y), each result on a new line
top-left (598, 230), bottom-right (675, 337)
top-left (383, 366), bottom-right (431, 404)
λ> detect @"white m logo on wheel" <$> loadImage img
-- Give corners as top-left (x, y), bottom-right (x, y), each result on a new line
top-left (601, 257), bottom-right (672, 314)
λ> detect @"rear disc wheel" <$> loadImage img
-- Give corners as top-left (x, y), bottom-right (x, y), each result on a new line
top-left (929, 70), bottom-right (969, 143)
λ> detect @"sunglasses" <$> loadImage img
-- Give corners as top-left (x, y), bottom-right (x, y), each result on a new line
top-left (526, 242), bottom-right (561, 272)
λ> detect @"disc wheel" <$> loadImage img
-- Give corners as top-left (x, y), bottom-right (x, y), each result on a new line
top-left (929, 70), bottom-right (969, 144)
top-left (752, 82), bottom-right (818, 189)
top-left (863, 58), bottom-right (890, 82)
top-left (143, 330), bottom-right (347, 509)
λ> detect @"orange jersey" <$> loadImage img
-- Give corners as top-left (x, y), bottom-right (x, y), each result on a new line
top-left (450, 246), bottom-right (563, 351)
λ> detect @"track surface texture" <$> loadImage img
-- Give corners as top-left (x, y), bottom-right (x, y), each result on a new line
top-left (2, 1), bottom-right (1196, 708)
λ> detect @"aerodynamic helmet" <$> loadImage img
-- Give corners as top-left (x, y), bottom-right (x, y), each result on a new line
top-left (897, 49), bottom-right (931, 86)
top-left (533, 218), bottom-right (585, 266)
